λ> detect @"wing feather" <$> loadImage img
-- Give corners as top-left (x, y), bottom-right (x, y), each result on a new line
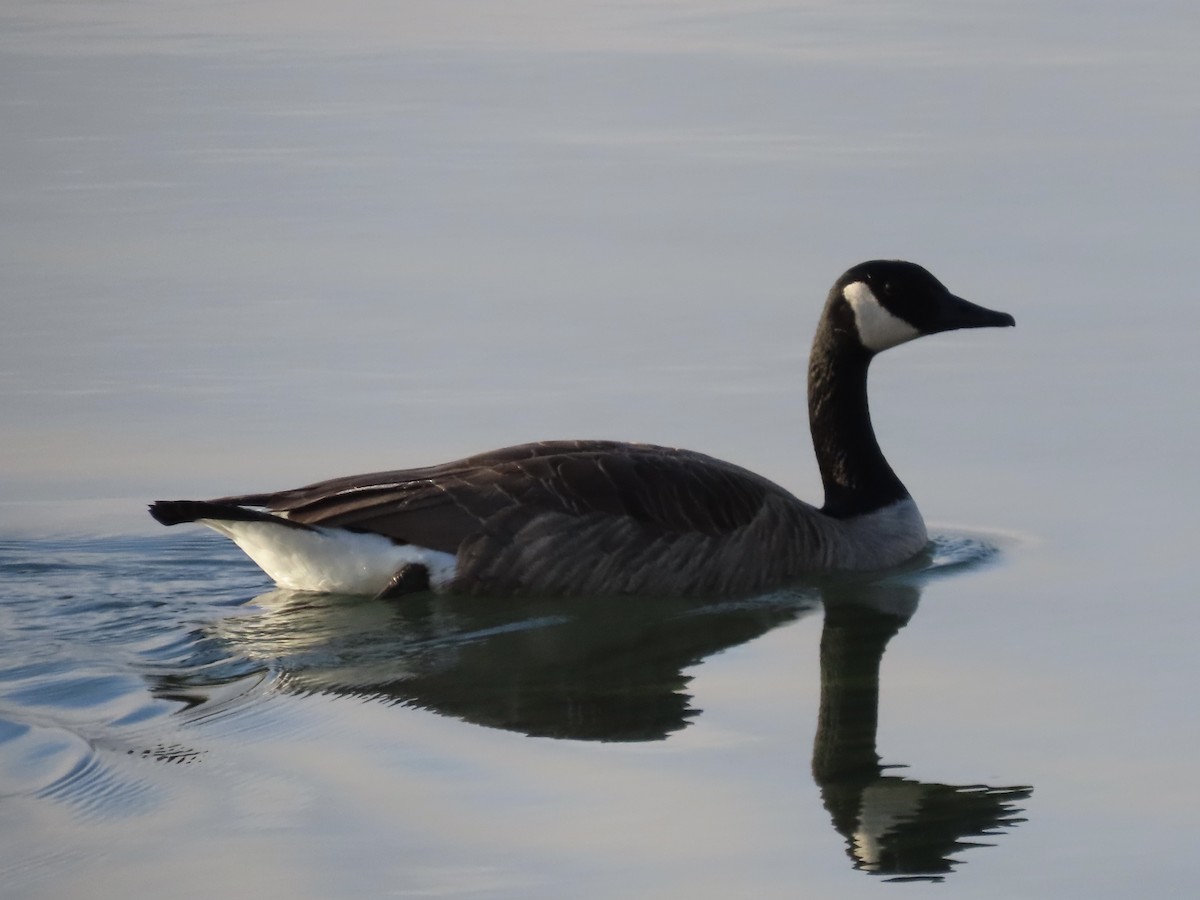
top-left (213, 442), bottom-right (788, 540)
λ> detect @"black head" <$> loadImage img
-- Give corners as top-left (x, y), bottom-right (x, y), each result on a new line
top-left (833, 260), bottom-right (1015, 354)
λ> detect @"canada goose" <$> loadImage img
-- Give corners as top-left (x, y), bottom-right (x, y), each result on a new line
top-left (149, 260), bottom-right (1014, 598)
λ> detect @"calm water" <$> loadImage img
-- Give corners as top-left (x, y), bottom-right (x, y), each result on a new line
top-left (3, 1), bottom-right (1199, 898)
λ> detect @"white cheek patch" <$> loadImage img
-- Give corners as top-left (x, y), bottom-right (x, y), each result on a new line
top-left (842, 282), bottom-right (920, 352)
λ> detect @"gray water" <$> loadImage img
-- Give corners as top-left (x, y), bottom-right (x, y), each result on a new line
top-left (2, 1), bottom-right (1198, 897)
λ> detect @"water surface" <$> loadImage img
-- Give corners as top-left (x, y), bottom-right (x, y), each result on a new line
top-left (1, 532), bottom-right (1032, 896)
top-left (2, 1), bottom-right (1199, 897)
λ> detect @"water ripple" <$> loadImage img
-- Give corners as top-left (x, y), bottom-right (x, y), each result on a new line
top-left (37, 747), bottom-right (158, 820)
top-left (0, 533), bottom-right (268, 815)
top-left (0, 718), bottom-right (93, 798)
top-left (926, 531), bottom-right (1004, 570)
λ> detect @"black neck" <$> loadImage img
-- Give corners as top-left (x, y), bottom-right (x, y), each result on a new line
top-left (811, 597), bottom-right (909, 782)
top-left (807, 305), bottom-right (909, 518)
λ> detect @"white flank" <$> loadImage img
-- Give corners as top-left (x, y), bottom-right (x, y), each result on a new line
top-left (198, 517), bottom-right (457, 594)
top-left (842, 281), bottom-right (920, 352)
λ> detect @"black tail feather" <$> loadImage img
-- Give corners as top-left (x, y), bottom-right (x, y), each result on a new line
top-left (147, 500), bottom-right (312, 530)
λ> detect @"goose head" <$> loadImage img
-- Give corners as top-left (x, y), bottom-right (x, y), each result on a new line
top-left (831, 260), bottom-right (1015, 354)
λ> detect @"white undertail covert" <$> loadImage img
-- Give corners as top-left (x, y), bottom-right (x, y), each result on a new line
top-left (199, 517), bottom-right (457, 594)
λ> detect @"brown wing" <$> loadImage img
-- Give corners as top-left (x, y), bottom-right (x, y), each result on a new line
top-left (213, 440), bottom-right (796, 557)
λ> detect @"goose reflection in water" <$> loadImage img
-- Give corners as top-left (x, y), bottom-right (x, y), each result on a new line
top-left (154, 538), bottom-right (1030, 881)
top-left (813, 580), bottom-right (1029, 880)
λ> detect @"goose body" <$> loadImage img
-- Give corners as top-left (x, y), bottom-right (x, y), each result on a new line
top-left (149, 260), bottom-right (1014, 598)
